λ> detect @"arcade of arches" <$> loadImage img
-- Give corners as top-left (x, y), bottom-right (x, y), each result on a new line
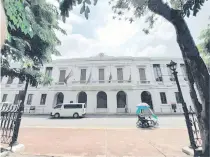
top-left (53, 91), bottom-right (153, 109)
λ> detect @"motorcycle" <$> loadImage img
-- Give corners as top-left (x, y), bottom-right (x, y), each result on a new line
top-left (136, 103), bottom-right (159, 128)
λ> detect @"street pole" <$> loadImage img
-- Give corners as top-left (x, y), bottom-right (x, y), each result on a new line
top-left (172, 70), bottom-right (197, 150)
top-left (10, 77), bottom-right (29, 146)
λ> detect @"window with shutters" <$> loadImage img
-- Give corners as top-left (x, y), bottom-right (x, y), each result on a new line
top-left (160, 92), bottom-right (167, 104)
top-left (40, 94), bottom-right (47, 105)
top-left (2, 94), bottom-right (7, 102)
top-left (14, 94), bottom-right (19, 104)
top-left (80, 69), bottom-right (86, 83)
top-left (153, 64), bottom-right (163, 82)
top-left (139, 68), bottom-right (146, 82)
top-left (7, 76), bottom-right (13, 84)
top-left (27, 94), bottom-right (33, 105)
top-left (99, 68), bottom-right (105, 83)
top-left (117, 68), bottom-right (123, 83)
top-left (175, 92), bottom-right (182, 104)
top-left (59, 70), bottom-right (66, 83)
top-left (45, 67), bottom-right (53, 77)
top-left (180, 64), bottom-right (187, 81)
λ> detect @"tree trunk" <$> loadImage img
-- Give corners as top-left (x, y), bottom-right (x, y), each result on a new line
top-left (148, 0), bottom-right (210, 156)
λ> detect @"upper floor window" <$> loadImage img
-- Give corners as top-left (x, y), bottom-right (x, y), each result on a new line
top-left (80, 69), bottom-right (86, 83)
top-left (160, 92), bottom-right (167, 104)
top-left (180, 64), bottom-right (187, 81)
top-left (175, 92), bottom-right (182, 104)
top-left (27, 94), bottom-right (33, 105)
top-left (40, 94), bottom-right (47, 105)
top-left (45, 67), bottom-right (53, 77)
top-left (139, 68), bottom-right (146, 81)
top-left (99, 68), bottom-right (105, 83)
top-left (167, 65), bottom-right (175, 81)
top-left (14, 94), bottom-right (19, 105)
top-left (2, 94), bottom-right (7, 102)
top-left (153, 64), bottom-right (163, 82)
top-left (59, 70), bottom-right (66, 83)
top-left (7, 76), bottom-right (14, 84)
top-left (117, 68), bottom-right (123, 83)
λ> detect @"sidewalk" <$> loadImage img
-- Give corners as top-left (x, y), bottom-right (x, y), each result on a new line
top-left (17, 127), bottom-right (191, 157)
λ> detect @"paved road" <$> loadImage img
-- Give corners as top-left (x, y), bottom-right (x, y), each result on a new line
top-left (21, 115), bottom-right (187, 129)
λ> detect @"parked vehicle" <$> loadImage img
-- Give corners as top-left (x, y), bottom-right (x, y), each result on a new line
top-left (136, 103), bottom-right (159, 128)
top-left (50, 103), bottom-right (86, 118)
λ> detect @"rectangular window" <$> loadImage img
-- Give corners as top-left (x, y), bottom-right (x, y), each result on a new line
top-left (153, 64), bottom-right (163, 82)
top-left (19, 79), bottom-right (24, 84)
top-left (160, 92), bottom-right (167, 104)
top-left (7, 76), bottom-right (14, 84)
top-left (2, 94), bottom-right (7, 102)
top-left (80, 69), bottom-right (86, 83)
top-left (117, 68), bottom-right (123, 83)
top-left (13, 94), bottom-right (19, 104)
top-left (167, 66), bottom-right (175, 81)
top-left (175, 92), bottom-right (182, 104)
top-left (180, 64), bottom-right (187, 81)
top-left (64, 104), bottom-right (82, 109)
top-left (40, 94), bottom-right (47, 105)
top-left (99, 68), bottom-right (105, 83)
top-left (59, 70), bottom-right (66, 83)
top-left (45, 67), bottom-right (53, 77)
top-left (27, 94), bottom-right (33, 105)
top-left (139, 68), bottom-right (146, 81)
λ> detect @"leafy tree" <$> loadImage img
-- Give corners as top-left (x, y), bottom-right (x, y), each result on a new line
top-left (198, 20), bottom-right (210, 72)
top-left (59, 0), bottom-right (209, 156)
top-left (1, 0), bottom-right (65, 86)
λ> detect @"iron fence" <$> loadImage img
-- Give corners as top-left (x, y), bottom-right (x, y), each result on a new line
top-left (188, 106), bottom-right (202, 148)
top-left (0, 103), bottom-right (20, 146)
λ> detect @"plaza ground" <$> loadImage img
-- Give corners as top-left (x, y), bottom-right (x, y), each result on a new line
top-left (12, 116), bottom-right (191, 157)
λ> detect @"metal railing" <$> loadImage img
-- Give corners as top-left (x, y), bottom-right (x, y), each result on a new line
top-left (0, 103), bottom-right (20, 146)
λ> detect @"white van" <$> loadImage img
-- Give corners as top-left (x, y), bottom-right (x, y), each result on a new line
top-left (50, 103), bottom-right (86, 118)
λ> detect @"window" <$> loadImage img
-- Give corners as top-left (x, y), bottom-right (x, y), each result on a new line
top-left (153, 64), bottom-right (163, 82)
top-left (99, 68), bottom-right (105, 83)
top-left (7, 76), bottom-right (14, 84)
top-left (1, 76), bottom-right (3, 82)
top-left (40, 94), bottom-right (47, 105)
top-left (27, 94), bottom-right (33, 105)
top-left (59, 70), bottom-right (66, 83)
top-left (64, 104), bottom-right (82, 109)
top-left (80, 69), bottom-right (86, 83)
top-left (180, 64), bottom-right (187, 81)
top-left (139, 68), bottom-right (146, 81)
top-left (117, 68), bottom-right (123, 83)
top-left (175, 92), bottom-right (182, 104)
top-left (45, 67), bottom-right (53, 77)
top-left (2, 94), bottom-right (7, 102)
top-left (54, 105), bottom-right (62, 109)
top-left (167, 66), bottom-right (175, 81)
top-left (14, 94), bottom-right (19, 104)
top-left (19, 79), bottom-right (24, 84)
top-left (160, 92), bottom-right (167, 104)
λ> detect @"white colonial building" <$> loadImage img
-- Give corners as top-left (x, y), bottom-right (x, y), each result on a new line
top-left (1, 53), bottom-right (193, 114)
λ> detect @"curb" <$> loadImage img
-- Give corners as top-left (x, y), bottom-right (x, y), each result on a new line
top-left (0, 144), bottom-right (25, 157)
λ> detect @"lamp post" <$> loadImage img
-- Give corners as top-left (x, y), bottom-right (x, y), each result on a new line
top-left (167, 60), bottom-right (196, 150)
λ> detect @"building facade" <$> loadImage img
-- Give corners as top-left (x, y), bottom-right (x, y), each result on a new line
top-left (1, 53), bottom-right (193, 114)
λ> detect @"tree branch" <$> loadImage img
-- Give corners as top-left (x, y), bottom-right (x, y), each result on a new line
top-left (147, 0), bottom-right (172, 22)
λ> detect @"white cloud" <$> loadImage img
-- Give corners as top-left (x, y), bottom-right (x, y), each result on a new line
top-left (138, 45), bottom-right (167, 57)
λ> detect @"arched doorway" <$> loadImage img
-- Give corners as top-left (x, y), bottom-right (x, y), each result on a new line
top-left (78, 91), bottom-right (87, 104)
top-left (97, 91), bottom-right (107, 108)
top-left (117, 91), bottom-right (127, 108)
top-left (141, 91), bottom-right (153, 109)
top-left (53, 92), bottom-right (64, 108)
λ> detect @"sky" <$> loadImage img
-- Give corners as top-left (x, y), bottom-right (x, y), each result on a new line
top-left (49, 0), bottom-right (210, 59)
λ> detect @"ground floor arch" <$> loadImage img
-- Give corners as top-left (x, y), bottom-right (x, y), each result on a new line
top-left (53, 92), bottom-right (64, 108)
top-left (117, 91), bottom-right (127, 108)
top-left (77, 91), bottom-right (87, 104)
top-left (141, 91), bottom-right (153, 109)
top-left (97, 91), bottom-right (107, 108)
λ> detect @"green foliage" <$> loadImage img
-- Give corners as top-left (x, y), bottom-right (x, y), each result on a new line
top-left (1, 0), bottom-right (65, 86)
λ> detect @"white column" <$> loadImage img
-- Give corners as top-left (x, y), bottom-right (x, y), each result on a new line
top-left (107, 91), bottom-right (117, 113)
